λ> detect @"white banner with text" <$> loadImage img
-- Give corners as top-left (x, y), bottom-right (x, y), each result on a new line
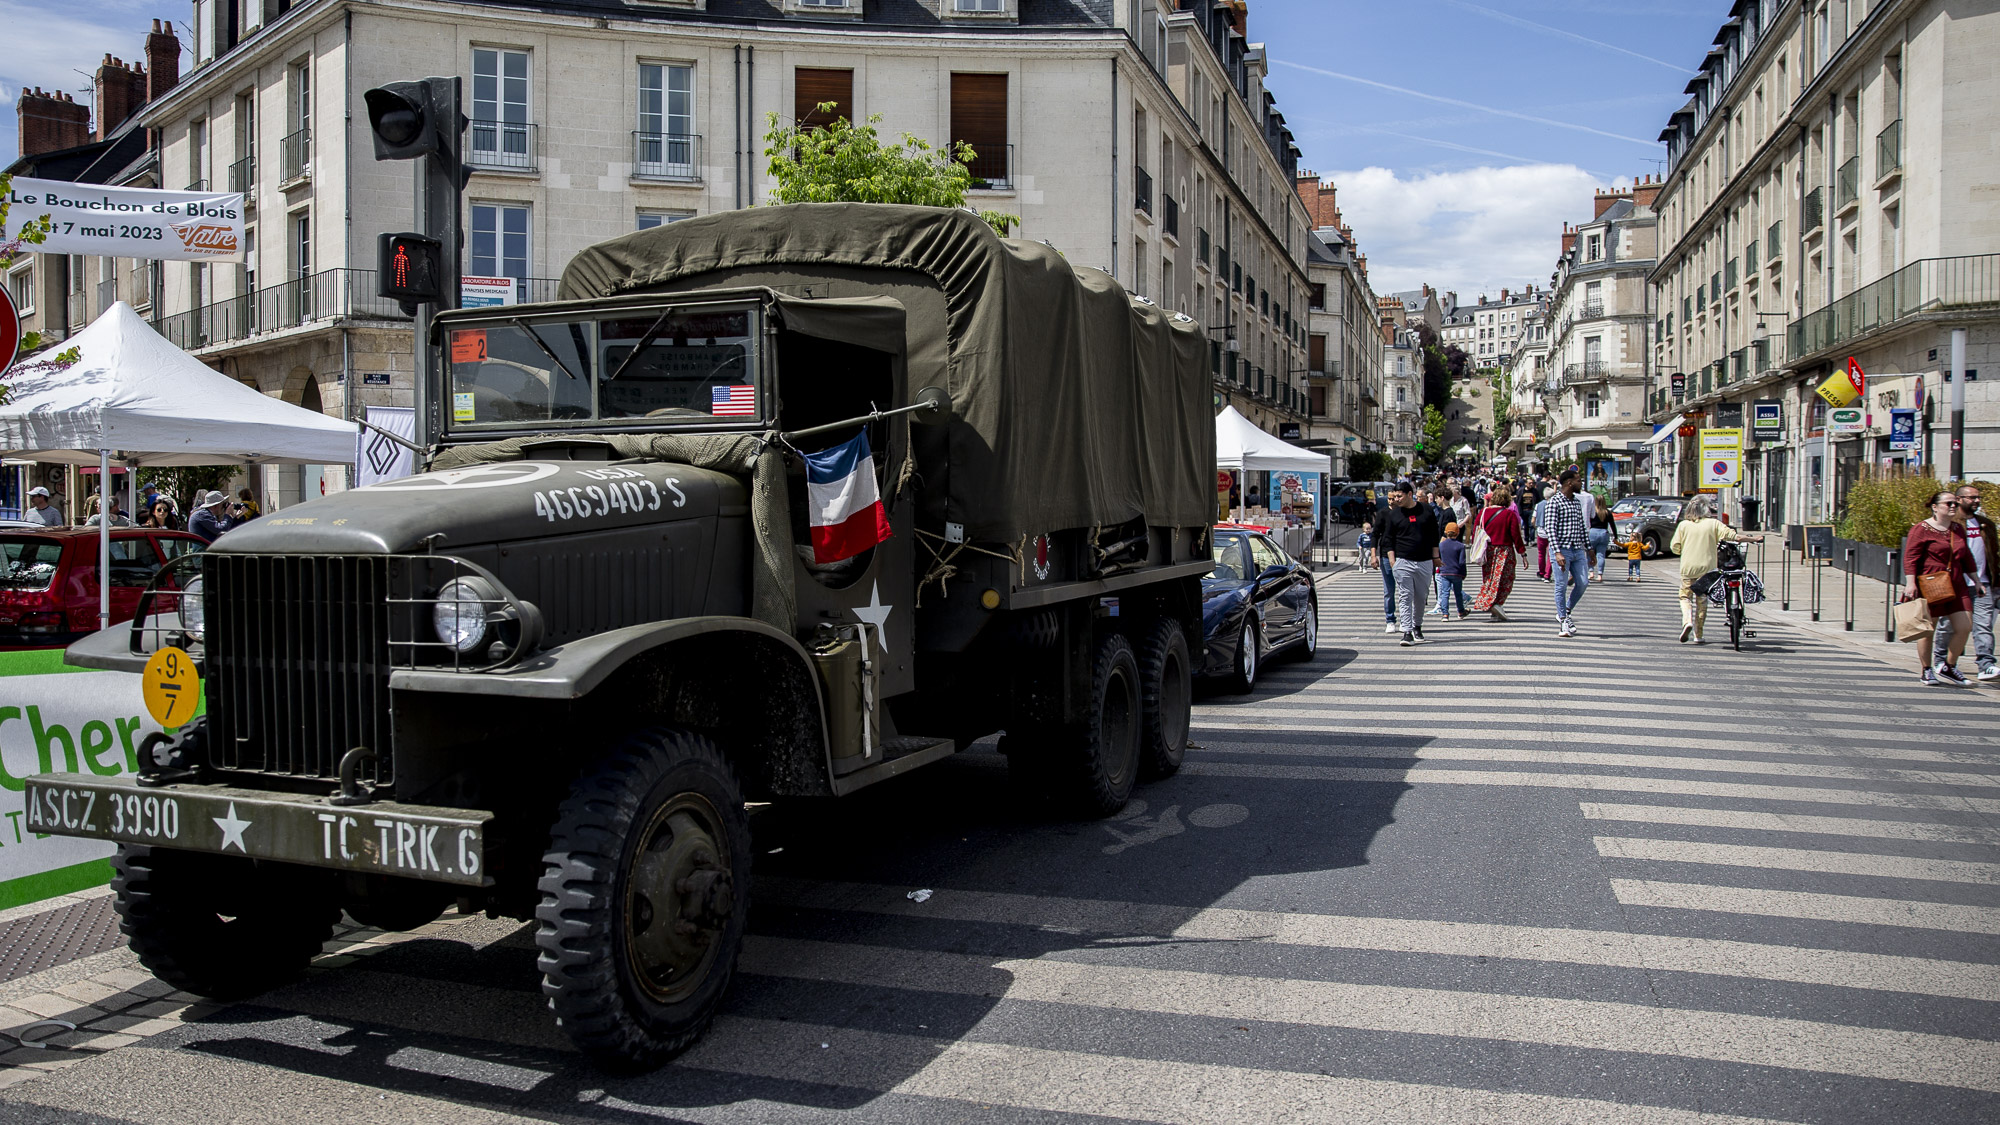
top-left (3, 178), bottom-right (245, 262)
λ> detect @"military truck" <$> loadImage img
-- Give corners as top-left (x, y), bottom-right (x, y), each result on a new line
top-left (27, 203), bottom-right (1220, 1070)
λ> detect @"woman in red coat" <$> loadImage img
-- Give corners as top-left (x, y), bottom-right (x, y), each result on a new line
top-left (1471, 484), bottom-right (1527, 621)
top-left (1904, 489), bottom-right (1985, 685)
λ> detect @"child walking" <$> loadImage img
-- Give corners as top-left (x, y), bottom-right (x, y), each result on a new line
top-left (1357, 518), bottom-right (1376, 570)
top-left (1624, 534), bottom-right (1644, 582)
top-left (1438, 521), bottom-right (1469, 619)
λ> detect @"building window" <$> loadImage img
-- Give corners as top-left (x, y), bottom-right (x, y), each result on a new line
top-left (1396, 386), bottom-right (1406, 405)
top-left (292, 215), bottom-right (310, 280)
top-left (471, 203), bottom-right (530, 287)
top-left (637, 63), bottom-right (695, 178)
top-left (243, 228), bottom-right (256, 293)
top-left (1585, 234), bottom-right (1602, 261)
top-left (950, 73), bottom-right (1009, 186)
top-left (955, 0), bottom-right (1003, 10)
top-left (1585, 392), bottom-right (1602, 418)
top-left (189, 119), bottom-right (208, 188)
top-left (636, 210), bottom-right (694, 230)
top-left (794, 67), bottom-right (852, 129)
top-left (472, 48), bottom-right (531, 168)
top-left (7, 267), bottom-right (32, 315)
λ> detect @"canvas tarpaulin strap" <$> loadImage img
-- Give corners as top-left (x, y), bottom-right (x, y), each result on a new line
top-left (432, 433), bottom-right (795, 631)
top-left (556, 203), bottom-right (1214, 544)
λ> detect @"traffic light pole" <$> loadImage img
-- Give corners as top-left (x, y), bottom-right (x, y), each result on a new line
top-left (410, 79), bottom-right (463, 453)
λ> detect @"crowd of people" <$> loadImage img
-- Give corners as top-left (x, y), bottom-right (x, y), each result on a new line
top-left (18, 484), bottom-right (261, 544)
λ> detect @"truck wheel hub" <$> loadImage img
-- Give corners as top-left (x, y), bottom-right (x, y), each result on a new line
top-left (625, 795), bottom-right (732, 1002)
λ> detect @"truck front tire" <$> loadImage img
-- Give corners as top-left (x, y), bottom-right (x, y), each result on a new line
top-left (112, 845), bottom-right (340, 1001)
top-left (536, 726), bottom-right (752, 1072)
top-left (1138, 619), bottom-right (1191, 780)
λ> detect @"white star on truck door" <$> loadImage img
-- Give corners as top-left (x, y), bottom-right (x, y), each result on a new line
top-left (852, 581), bottom-right (891, 654)
top-left (213, 803), bottom-right (252, 852)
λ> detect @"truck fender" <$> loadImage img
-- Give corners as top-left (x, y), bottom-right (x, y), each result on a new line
top-left (390, 617), bottom-right (835, 798)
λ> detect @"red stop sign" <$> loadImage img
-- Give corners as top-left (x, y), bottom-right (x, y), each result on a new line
top-left (0, 283), bottom-right (19, 374)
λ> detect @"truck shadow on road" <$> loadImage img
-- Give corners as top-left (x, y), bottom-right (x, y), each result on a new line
top-left (160, 732), bottom-right (1418, 1119)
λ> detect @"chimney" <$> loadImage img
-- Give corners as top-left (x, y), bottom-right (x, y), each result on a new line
top-left (1631, 172), bottom-right (1663, 211)
top-left (93, 54), bottom-right (149, 140)
top-left (1501, 288), bottom-right (1510, 302)
top-left (1561, 224), bottom-right (1578, 256)
top-left (146, 19), bottom-right (181, 103)
top-left (16, 86), bottom-right (91, 156)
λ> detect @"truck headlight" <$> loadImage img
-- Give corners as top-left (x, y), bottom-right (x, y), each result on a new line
top-left (178, 575), bottom-right (205, 640)
top-left (434, 577), bottom-right (498, 654)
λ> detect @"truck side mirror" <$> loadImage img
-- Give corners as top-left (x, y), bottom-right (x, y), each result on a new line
top-left (911, 386), bottom-right (952, 426)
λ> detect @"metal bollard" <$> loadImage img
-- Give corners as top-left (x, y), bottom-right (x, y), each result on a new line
top-left (1844, 548), bottom-right (1856, 631)
top-left (1811, 550), bottom-right (1822, 621)
top-left (1781, 538), bottom-right (1791, 611)
top-left (1884, 547), bottom-right (1900, 642)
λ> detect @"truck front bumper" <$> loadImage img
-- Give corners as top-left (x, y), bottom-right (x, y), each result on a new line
top-left (24, 774), bottom-right (492, 887)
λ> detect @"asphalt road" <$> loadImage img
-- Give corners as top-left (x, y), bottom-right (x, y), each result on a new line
top-left (3, 558), bottom-right (1998, 1123)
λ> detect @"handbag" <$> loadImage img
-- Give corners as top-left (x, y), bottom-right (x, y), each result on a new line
top-left (1690, 570), bottom-right (1723, 598)
top-left (1896, 596), bottom-right (1936, 642)
top-left (1917, 570), bottom-right (1956, 603)
top-left (1469, 508), bottom-right (1492, 558)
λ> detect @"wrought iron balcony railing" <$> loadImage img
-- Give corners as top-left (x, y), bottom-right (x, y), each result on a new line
top-left (1134, 166), bottom-right (1153, 215)
top-left (280, 129), bottom-right (309, 182)
top-left (960, 142), bottom-right (1011, 189)
top-left (632, 131), bottom-right (699, 179)
top-left (1876, 119), bottom-right (1902, 180)
top-left (469, 120), bottom-right (538, 173)
top-left (1836, 156), bottom-right (1861, 210)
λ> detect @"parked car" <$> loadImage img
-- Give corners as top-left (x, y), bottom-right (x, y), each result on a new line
top-left (1200, 526), bottom-right (1318, 692)
top-left (0, 528), bottom-right (206, 650)
top-left (1610, 496), bottom-right (1684, 558)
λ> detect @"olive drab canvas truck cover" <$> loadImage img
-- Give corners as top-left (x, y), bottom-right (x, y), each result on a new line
top-left (555, 203), bottom-right (1215, 544)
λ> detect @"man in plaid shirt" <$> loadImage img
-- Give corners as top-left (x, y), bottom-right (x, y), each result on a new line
top-left (1544, 467), bottom-right (1592, 637)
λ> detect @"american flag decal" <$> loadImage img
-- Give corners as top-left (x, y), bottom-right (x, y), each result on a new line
top-left (712, 385), bottom-right (757, 416)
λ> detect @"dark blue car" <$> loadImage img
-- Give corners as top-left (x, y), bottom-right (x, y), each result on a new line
top-left (1200, 526), bottom-right (1318, 692)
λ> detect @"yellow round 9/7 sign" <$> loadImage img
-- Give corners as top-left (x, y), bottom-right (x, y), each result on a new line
top-left (142, 646), bottom-right (200, 728)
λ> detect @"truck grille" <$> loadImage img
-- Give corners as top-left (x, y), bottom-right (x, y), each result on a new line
top-left (204, 555), bottom-right (395, 787)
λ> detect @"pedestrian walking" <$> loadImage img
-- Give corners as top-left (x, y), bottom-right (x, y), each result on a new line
top-left (1438, 522), bottom-right (1469, 619)
top-left (1624, 532), bottom-right (1645, 582)
top-left (82, 494), bottom-right (134, 528)
top-left (1544, 468), bottom-right (1592, 637)
top-left (1471, 483), bottom-right (1525, 621)
top-left (1378, 480), bottom-right (1442, 646)
top-left (1588, 496), bottom-right (1613, 583)
top-left (187, 490), bottom-right (239, 544)
top-left (1532, 492), bottom-right (1553, 582)
top-left (1952, 483), bottom-right (2000, 681)
top-left (1903, 490), bottom-right (1982, 686)
top-left (1669, 495), bottom-right (1764, 644)
top-left (1357, 517), bottom-right (1376, 570)
top-left (139, 498), bottom-right (177, 530)
top-left (24, 486), bottom-right (63, 527)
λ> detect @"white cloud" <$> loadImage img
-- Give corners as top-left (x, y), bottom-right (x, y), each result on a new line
top-left (1328, 163), bottom-right (1611, 301)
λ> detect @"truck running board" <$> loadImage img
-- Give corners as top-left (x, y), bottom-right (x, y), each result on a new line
top-left (828, 736), bottom-right (956, 796)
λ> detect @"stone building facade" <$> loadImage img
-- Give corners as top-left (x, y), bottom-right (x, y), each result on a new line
top-left (1543, 183), bottom-right (1659, 490)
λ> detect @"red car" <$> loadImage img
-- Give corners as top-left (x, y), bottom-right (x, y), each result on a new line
top-left (0, 527), bottom-right (206, 650)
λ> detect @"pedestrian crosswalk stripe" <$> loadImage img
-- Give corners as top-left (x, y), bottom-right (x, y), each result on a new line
top-left (1177, 761), bottom-right (2000, 814)
top-left (1594, 835), bottom-right (2000, 885)
top-left (1611, 879), bottom-right (2000, 934)
top-left (1186, 732), bottom-right (2000, 787)
top-left (687, 1016), bottom-right (1801, 1125)
top-left (757, 878), bottom-right (2000, 1002)
top-left (1579, 802), bottom-right (2000, 844)
top-left (735, 937), bottom-right (2000, 1092)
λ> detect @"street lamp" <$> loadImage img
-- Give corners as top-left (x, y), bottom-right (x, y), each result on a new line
top-left (1206, 322), bottom-right (1241, 353)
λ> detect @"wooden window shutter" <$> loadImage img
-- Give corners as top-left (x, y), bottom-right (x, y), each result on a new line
top-left (949, 73), bottom-right (1007, 179)
top-left (794, 68), bottom-right (852, 130)
top-left (1309, 334), bottom-right (1325, 371)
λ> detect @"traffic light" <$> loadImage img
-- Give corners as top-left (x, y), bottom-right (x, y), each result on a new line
top-left (364, 79), bottom-right (462, 165)
top-left (377, 233), bottom-right (443, 311)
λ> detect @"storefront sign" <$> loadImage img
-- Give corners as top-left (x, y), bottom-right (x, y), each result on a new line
top-left (1751, 400), bottom-right (1783, 440)
top-left (2, 178), bottom-right (244, 261)
top-left (460, 276), bottom-right (517, 308)
top-left (1888, 408), bottom-right (1918, 451)
top-left (1700, 428), bottom-right (1742, 487)
top-left (0, 658), bottom-right (170, 908)
top-left (1828, 406), bottom-right (1866, 434)
top-left (1815, 360), bottom-right (1864, 407)
top-left (1278, 422), bottom-right (1301, 440)
top-left (1670, 372), bottom-right (1686, 399)
top-left (1715, 403), bottom-right (1744, 429)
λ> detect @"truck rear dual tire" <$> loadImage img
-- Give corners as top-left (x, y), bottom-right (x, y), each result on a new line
top-left (1008, 632), bottom-right (1145, 818)
top-left (536, 726), bottom-right (752, 1073)
top-left (111, 845), bottom-right (341, 1001)
top-left (1137, 618), bottom-right (1191, 780)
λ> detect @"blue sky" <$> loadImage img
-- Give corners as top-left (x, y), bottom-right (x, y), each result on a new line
top-left (5, 0), bottom-right (1732, 298)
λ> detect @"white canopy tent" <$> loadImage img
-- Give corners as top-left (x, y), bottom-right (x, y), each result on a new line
top-left (1215, 406), bottom-right (1331, 522)
top-left (0, 301), bottom-right (359, 628)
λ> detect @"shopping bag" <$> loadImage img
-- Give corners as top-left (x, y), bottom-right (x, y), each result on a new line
top-left (1469, 508), bottom-right (1491, 558)
top-left (1895, 597), bottom-right (1935, 643)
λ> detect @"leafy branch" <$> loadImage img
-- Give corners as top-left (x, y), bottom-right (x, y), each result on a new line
top-left (764, 104), bottom-right (1019, 237)
top-left (0, 172), bottom-right (80, 402)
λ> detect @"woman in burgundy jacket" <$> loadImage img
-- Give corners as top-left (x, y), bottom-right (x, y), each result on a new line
top-left (1904, 489), bottom-right (1984, 685)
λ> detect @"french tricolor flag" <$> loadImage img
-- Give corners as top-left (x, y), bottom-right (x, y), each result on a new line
top-left (803, 430), bottom-right (893, 563)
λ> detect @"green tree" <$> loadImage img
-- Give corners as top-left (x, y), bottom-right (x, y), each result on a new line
top-left (145, 466), bottom-right (241, 518)
top-left (1418, 404), bottom-right (1447, 467)
top-left (0, 172), bottom-right (81, 401)
top-left (1347, 450), bottom-right (1396, 482)
top-left (765, 105), bottom-right (1018, 236)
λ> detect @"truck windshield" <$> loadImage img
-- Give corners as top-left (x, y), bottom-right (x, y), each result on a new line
top-left (445, 306), bottom-right (761, 431)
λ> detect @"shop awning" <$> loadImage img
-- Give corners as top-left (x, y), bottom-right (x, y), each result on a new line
top-left (1642, 417), bottom-right (1684, 445)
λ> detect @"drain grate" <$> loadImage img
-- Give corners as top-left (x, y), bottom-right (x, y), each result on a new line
top-left (0, 896), bottom-right (124, 983)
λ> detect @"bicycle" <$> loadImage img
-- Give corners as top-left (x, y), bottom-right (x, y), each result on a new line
top-left (1712, 540), bottom-right (1761, 650)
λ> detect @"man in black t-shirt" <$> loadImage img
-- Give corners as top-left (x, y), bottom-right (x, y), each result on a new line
top-left (1377, 480), bottom-right (1443, 645)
